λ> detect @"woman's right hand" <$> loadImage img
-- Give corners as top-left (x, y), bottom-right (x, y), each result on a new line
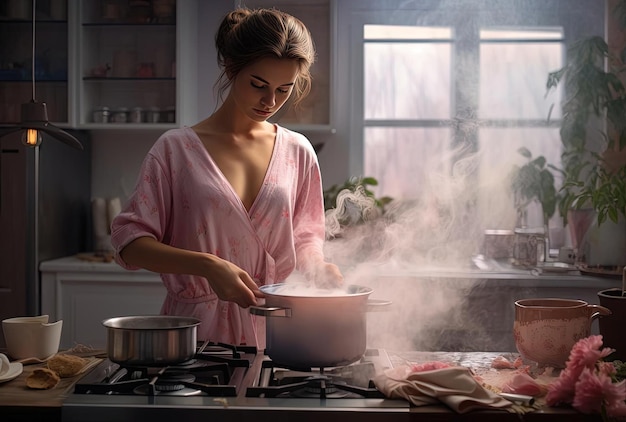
top-left (204, 257), bottom-right (264, 308)
top-left (118, 237), bottom-right (263, 308)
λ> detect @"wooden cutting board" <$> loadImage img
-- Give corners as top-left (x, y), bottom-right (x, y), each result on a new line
top-left (0, 354), bottom-right (103, 409)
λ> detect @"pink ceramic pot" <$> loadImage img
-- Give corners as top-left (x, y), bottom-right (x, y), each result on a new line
top-left (513, 298), bottom-right (611, 367)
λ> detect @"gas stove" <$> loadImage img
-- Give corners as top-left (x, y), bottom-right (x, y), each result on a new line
top-left (62, 342), bottom-right (409, 422)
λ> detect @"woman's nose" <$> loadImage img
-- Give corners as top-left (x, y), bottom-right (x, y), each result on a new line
top-left (261, 92), bottom-right (276, 108)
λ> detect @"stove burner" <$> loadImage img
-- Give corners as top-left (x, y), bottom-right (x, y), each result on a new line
top-left (290, 376), bottom-right (351, 398)
top-left (154, 372), bottom-right (196, 391)
top-left (73, 342), bottom-right (256, 397)
top-left (246, 358), bottom-right (387, 399)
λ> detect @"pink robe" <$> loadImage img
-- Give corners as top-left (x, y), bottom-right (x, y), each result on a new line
top-left (110, 125), bottom-right (326, 347)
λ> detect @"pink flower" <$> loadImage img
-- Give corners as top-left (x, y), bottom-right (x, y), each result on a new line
top-left (572, 368), bottom-right (622, 414)
top-left (566, 335), bottom-right (614, 374)
top-left (547, 367), bottom-right (578, 406)
top-left (546, 335), bottom-right (626, 419)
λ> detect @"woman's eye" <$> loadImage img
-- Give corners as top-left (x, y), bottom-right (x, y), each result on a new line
top-left (277, 88), bottom-right (289, 94)
top-left (251, 81), bottom-right (264, 89)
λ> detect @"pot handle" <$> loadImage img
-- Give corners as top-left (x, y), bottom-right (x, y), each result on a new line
top-left (367, 299), bottom-right (392, 312)
top-left (249, 305), bottom-right (292, 318)
top-left (589, 304), bottom-right (611, 320)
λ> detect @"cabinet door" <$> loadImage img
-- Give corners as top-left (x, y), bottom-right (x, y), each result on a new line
top-left (76, 0), bottom-right (178, 128)
top-left (56, 275), bottom-right (166, 349)
top-left (239, 0), bottom-right (333, 131)
top-left (0, 1), bottom-right (69, 125)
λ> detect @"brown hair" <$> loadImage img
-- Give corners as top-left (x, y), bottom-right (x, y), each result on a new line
top-left (214, 8), bottom-right (315, 106)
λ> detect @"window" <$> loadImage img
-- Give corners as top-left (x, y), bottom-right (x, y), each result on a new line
top-left (353, 1), bottom-right (603, 249)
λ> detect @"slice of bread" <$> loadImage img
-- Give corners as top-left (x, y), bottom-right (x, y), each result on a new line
top-left (47, 353), bottom-right (88, 378)
top-left (26, 368), bottom-right (61, 389)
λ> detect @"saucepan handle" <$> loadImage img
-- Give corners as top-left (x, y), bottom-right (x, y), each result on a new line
top-left (367, 299), bottom-right (392, 312)
top-left (249, 305), bottom-right (292, 318)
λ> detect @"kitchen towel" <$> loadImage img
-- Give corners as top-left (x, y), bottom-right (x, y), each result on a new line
top-left (373, 365), bottom-right (513, 413)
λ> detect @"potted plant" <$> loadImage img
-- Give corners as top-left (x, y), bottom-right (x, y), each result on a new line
top-left (509, 147), bottom-right (559, 229)
top-left (545, 7), bottom-right (626, 267)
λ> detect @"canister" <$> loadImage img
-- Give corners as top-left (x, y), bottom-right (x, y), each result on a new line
top-left (512, 227), bottom-right (546, 267)
top-left (93, 106), bottom-right (110, 123)
top-left (147, 107), bottom-right (161, 123)
top-left (164, 106), bottom-right (175, 123)
top-left (111, 107), bottom-right (129, 123)
top-left (130, 107), bottom-right (143, 123)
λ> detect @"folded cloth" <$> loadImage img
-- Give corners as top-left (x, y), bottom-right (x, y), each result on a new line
top-left (373, 365), bottom-right (513, 413)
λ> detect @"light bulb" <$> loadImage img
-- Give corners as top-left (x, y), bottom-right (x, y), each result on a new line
top-left (21, 128), bottom-right (42, 147)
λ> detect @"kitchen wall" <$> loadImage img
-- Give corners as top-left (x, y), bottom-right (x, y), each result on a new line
top-left (91, 0), bottom-right (347, 202)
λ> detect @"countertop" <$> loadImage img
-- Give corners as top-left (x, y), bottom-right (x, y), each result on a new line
top-left (0, 351), bottom-right (604, 422)
top-left (39, 255), bottom-right (621, 289)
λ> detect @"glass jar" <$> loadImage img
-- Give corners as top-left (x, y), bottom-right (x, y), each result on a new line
top-left (164, 106), bottom-right (176, 123)
top-left (130, 107), bottom-right (144, 123)
top-left (93, 106), bottom-right (110, 123)
top-left (111, 107), bottom-right (129, 123)
top-left (147, 107), bottom-right (161, 123)
top-left (512, 227), bottom-right (546, 267)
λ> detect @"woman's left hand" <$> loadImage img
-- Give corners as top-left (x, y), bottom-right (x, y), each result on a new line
top-left (312, 262), bottom-right (344, 288)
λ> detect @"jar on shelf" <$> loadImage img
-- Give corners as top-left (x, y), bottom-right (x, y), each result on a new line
top-left (130, 107), bottom-right (144, 123)
top-left (111, 107), bottom-right (129, 123)
top-left (93, 106), bottom-right (110, 123)
top-left (147, 107), bottom-right (161, 123)
top-left (164, 106), bottom-right (176, 123)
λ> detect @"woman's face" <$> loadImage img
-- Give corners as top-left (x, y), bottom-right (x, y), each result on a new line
top-left (230, 57), bottom-right (300, 122)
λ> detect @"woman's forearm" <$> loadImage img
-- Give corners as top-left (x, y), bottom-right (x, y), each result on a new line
top-left (119, 236), bottom-right (218, 276)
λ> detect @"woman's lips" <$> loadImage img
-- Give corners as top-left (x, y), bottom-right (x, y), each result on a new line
top-left (254, 108), bottom-right (272, 117)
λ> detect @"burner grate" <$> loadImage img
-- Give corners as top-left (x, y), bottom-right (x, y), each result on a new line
top-left (73, 341), bottom-right (256, 397)
top-left (246, 359), bottom-right (385, 399)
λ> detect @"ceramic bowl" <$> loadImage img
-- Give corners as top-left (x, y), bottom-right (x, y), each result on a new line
top-left (2, 315), bottom-right (63, 360)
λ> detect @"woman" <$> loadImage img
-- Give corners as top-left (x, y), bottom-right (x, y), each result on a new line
top-left (110, 7), bottom-right (343, 348)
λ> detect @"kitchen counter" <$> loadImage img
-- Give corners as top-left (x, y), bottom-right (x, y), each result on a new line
top-left (40, 254), bottom-right (621, 284)
top-left (0, 359), bottom-right (80, 422)
top-left (0, 351), bottom-right (603, 422)
top-left (39, 255), bottom-right (621, 352)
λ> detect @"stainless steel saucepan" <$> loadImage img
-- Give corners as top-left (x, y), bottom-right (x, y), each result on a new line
top-left (102, 315), bottom-right (200, 366)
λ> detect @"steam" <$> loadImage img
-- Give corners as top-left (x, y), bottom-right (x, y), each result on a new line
top-left (322, 140), bottom-right (520, 353)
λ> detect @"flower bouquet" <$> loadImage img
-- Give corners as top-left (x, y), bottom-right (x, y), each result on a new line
top-left (547, 335), bottom-right (626, 420)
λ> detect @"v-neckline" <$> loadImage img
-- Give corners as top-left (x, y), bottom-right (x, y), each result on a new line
top-left (188, 125), bottom-right (280, 215)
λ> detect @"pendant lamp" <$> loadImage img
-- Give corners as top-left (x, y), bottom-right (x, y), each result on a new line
top-left (0, 0), bottom-right (83, 150)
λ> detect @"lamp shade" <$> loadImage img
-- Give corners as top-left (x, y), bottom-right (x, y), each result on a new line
top-left (0, 101), bottom-right (83, 150)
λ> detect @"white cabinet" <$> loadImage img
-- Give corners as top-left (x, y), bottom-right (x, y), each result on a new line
top-left (1, 1), bottom-right (198, 129)
top-left (0, 2), bottom-right (69, 124)
top-left (41, 257), bottom-right (166, 349)
top-left (73, 0), bottom-right (197, 129)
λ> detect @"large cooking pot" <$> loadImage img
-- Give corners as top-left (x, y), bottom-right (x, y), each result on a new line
top-left (102, 315), bottom-right (200, 366)
top-left (250, 283), bottom-right (389, 369)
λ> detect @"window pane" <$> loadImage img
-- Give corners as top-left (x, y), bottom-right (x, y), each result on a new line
top-left (478, 127), bottom-right (563, 228)
top-left (364, 42), bottom-right (451, 119)
top-left (365, 24), bottom-right (452, 40)
top-left (364, 127), bottom-right (452, 199)
top-left (479, 42), bottom-right (563, 119)
top-left (481, 28), bottom-right (563, 40)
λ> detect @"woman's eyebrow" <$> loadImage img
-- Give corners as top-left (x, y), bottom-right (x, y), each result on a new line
top-left (251, 74), bottom-right (294, 87)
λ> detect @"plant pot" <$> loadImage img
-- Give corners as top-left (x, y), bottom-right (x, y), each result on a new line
top-left (597, 288), bottom-right (626, 361)
top-left (581, 216), bottom-right (626, 267)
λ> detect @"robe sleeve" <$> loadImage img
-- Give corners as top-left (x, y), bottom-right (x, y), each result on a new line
top-left (292, 158), bottom-right (327, 274)
top-left (110, 150), bottom-right (173, 270)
